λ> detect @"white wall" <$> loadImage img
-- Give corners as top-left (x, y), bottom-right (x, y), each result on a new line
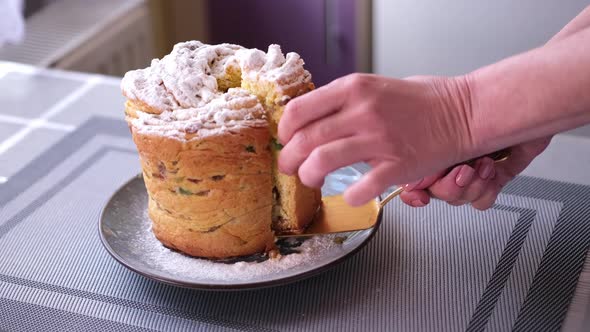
top-left (374, 1), bottom-right (589, 77)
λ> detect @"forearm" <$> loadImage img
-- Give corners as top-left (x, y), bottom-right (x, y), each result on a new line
top-left (464, 25), bottom-right (590, 156)
top-left (549, 5), bottom-right (590, 43)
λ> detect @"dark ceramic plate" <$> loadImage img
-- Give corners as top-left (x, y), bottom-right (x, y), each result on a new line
top-left (99, 166), bottom-right (382, 290)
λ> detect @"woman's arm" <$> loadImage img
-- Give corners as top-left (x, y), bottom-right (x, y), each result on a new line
top-left (550, 5), bottom-right (590, 42)
top-left (466, 24), bottom-right (590, 157)
top-left (399, 6), bottom-right (590, 210)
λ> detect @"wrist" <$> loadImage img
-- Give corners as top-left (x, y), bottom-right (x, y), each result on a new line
top-left (436, 75), bottom-right (480, 163)
top-left (456, 71), bottom-right (503, 158)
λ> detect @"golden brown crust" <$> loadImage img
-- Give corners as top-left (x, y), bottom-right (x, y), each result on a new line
top-left (128, 103), bottom-right (275, 258)
top-left (150, 198), bottom-right (275, 258)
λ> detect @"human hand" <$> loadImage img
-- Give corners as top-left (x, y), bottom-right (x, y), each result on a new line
top-left (399, 136), bottom-right (551, 210)
top-left (398, 4), bottom-right (586, 211)
top-left (278, 73), bottom-right (476, 206)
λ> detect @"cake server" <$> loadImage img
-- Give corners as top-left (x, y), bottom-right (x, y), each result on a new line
top-left (278, 148), bottom-right (511, 237)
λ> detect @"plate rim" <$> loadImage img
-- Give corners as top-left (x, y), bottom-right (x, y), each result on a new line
top-left (98, 169), bottom-right (383, 291)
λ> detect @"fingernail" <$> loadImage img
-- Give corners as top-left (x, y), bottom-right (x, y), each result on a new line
top-left (404, 179), bottom-right (423, 191)
top-left (411, 200), bottom-right (426, 207)
top-left (455, 165), bottom-right (475, 187)
top-left (478, 159), bottom-right (493, 179)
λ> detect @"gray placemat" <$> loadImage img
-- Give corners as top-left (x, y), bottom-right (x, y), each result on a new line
top-left (0, 117), bottom-right (588, 332)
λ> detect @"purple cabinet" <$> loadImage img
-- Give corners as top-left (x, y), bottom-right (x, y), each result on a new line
top-left (208, 0), bottom-right (358, 86)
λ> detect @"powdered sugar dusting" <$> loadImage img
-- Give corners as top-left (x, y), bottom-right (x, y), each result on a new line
top-left (129, 88), bottom-right (267, 140)
top-left (121, 41), bottom-right (310, 112)
top-left (122, 64), bottom-right (181, 111)
top-left (129, 209), bottom-right (344, 282)
top-left (121, 41), bottom-right (312, 140)
top-left (236, 44), bottom-right (310, 88)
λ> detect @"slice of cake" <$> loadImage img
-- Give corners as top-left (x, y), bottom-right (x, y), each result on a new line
top-left (239, 45), bottom-right (320, 234)
top-left (121, 41), bottom-right (321, 258)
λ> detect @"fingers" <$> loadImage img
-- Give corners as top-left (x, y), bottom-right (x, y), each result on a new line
top-left (278, 111), bottom-right (356, 175)
top-left (425, 157), bottom-right (494, 202)
top-left (403, 171), bottom-right (447, 191)
top-left (344, 157), bottom-right (501, 209)
top-left (458, 160), bottom-right (496, 202)
top-left (278, 77), bottom-right (347, 144)
top-left (471, 185), bottom-right (501, 210)
top-left (400, 190), bottom-right (431, 207)
top-left (297, 136), bottom-right (376, 188)
top-left (344, 162), bottom-right (398, 206)
top-left (400, 157), bottom-right (501, 209)
top-left (426, 166), bottom-right (467, 202)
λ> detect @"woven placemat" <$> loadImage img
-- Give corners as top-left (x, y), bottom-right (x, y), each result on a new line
top-left (0, 117), bottom-right (588, 331)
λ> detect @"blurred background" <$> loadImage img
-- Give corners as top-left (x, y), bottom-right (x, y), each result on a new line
top-left (0, 0), bottom-right (588, 87)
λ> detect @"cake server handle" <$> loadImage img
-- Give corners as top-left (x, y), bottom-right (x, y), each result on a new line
top-left (378, 148), bottom-right (511, 209)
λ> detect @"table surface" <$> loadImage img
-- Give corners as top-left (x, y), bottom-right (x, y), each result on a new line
top-left (0, 61), bottom-right (589, 332)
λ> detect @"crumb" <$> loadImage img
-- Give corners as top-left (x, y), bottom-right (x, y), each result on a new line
top-left (334, 236), bottom-right (348, 244)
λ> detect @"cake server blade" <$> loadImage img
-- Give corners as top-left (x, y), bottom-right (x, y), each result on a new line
top-left (304, 194), bottom-right (384, 235)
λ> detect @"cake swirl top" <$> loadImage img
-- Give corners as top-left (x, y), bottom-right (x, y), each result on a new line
top-left (121, 41), bottom-right (311, 139)
top-left (129, 88), bottom-right (267, 140)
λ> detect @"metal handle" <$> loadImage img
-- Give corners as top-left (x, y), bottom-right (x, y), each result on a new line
top-left (378, 148), bottom-right (512, 209)
top-left (379, 187), bottom-right (404, 208)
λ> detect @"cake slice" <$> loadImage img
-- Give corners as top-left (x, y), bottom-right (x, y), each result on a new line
top-left (239, 45), bottom-right (321, 234)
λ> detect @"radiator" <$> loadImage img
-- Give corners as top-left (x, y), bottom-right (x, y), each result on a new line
top-left (0, 0), bottom-right (156, 77)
